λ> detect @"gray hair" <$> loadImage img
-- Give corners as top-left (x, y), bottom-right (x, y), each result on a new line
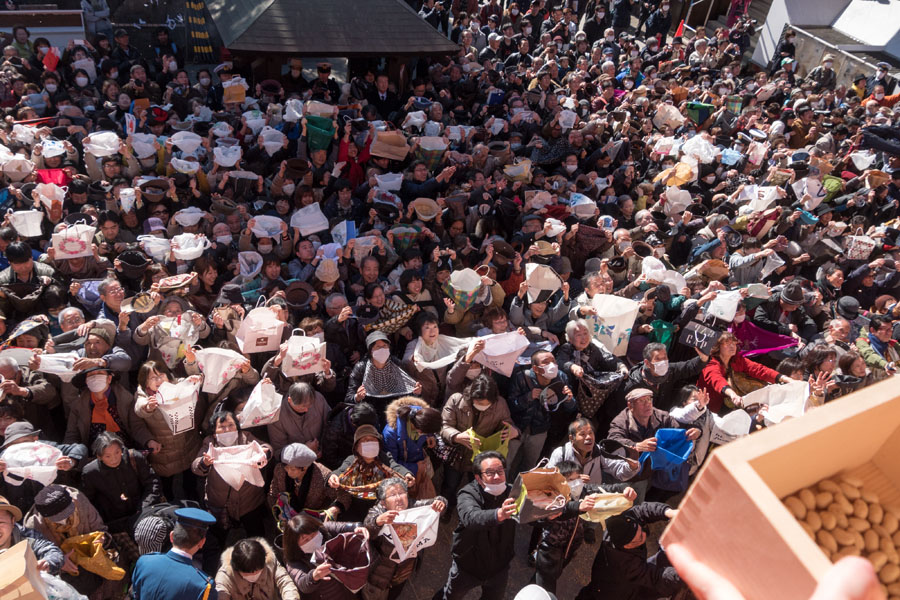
top-left (58, 306), bottom-right (84, 323)
top-left (0, 357), bottom-right (20, 374)
top-left (324, 293), bottom-right (348, 310)
top-left (375, 477), bottom-right (408, 502)
top-left (565, 318), bottom-right (590, 338)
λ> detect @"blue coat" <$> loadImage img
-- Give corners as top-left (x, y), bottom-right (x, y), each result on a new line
top-left (132, 549), bottom-right (217, 600)
top-left (382, 405), bottom-right (430, 475)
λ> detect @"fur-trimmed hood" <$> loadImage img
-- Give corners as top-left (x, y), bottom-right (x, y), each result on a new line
top-left (385, 396), bottom-right (429, 428)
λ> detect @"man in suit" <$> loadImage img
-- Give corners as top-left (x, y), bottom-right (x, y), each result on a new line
top-left (366, 73), bottom-right (402, 120)
top-left (132, 508), bottom-right (218, 600)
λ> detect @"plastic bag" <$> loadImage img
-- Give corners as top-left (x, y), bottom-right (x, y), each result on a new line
top-left (210, 440), bottom-right (267, 489)
top-left (195, 347), bottom-right (246, 394)
top-left (471, 331), bottom-right (530, 377)
top-left (82, 131), bottom-right (120, 157)
top-left (40, 571), bottom-right (88, 600)
top-left (681, 135), bottom-right (718, 164)
top-left (259, 126), bottom-right (286, 156)
top-left (156, 378), bottom-right (200, 434)
top-left (1, 441), bottom-right (61, 486)
top-left (170, 233), bottom-right (210, 260)
top-left (52, 223), bottom-right (96, 259)
top-left (239, 379), bottom-right (282, 427)
top-left (170, 131), bottom-right (202, 154)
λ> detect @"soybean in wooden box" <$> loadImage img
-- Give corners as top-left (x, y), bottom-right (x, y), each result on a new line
top-left (660, 377), bottom-right (900, 599)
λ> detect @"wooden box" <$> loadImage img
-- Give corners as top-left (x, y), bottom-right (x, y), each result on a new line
top-left (0, 540), bottom-right (47, 600)
top-left (660, 377), bottom-right (900, 599)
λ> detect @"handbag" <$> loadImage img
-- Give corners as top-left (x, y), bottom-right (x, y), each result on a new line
top-left (678, 318), bottom-right (722, 355)
top-left (314, 532), bottom-right (371, 593)
top-left (238, 379), bottom-right (283, 427)
top-left (510, 460), bottom-right (570, 524)
top-left (576, 372), bottom-right (623, 419)
top-left (282, 329), bottom-right (326, 377)
top-left (843, 235), bottom-right (877, 261)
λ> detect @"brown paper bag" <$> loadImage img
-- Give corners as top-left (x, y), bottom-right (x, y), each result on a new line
top-left (0, 540), bottom-right (48, 600)
top-left (370, 130), bottom-right (410, 161)
top-left (223, 85), bottom-right (246, 104)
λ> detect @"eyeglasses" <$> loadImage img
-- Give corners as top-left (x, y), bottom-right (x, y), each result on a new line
top-left (151, 210), bottom-right (168, 216)
top-left (480, 469), bottom-right (504, 477)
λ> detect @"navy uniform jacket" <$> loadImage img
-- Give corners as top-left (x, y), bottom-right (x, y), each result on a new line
top-left (132, 550), bottom-right (217, 600)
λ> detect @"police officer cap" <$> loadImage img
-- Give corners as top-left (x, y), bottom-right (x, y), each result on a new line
top-left (174, 507), bottom-right (216, 529)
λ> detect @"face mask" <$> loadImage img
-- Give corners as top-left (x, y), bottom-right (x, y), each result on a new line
top-left (38, 46), bottom-right (48, 55)
top-left (216, 235), bottom-right (233, 245)
top-left (200, 77), bottom-right (211, 86)
top-left (662, 4), bottom-right (670, 9)
top-left (473, 400), bottom-right (491, 411)
top-left (300, 532), bottom-right (323, 554)
top-left (169, 61), bottom-right (178, 72)
top-left (747, 82), bottom-right (757, 91)
top-left (652, 359), bottom-right (669, 376)
top-left (510, 142), bottom-right (523, 151)
top-left (624, 81), bottom-right (633, 89)
top-left (733, 314), bottom-right (745, 323)
top-left (701, 81), bottom-right (710, 89)
top-left (568, 479), bottom-right (584, 497)
top-left (876, 70), bottom-right (886, 79)
top-left (466, 367), bottom-right (482, 380)
top-left (216, 431), bottom-right (239, 446)
top-left (87, 375), bottom-right (108, 393)
top-left (372, 347), bottom-right (390, 364)
top-left (824, 61), bottom-right (833, 68)
top-left (359, 440), bottom-right (380, 458)
top-left (541, 362), bottom-right (559, 378)
top-left (76, 76), bottom-right (89, 87)
top-left (242, 572), bottom-right (262, 583)
top-left (704, 175), bottom-right (716, 184)
top-left (511, 8), bottom-right (519, 14)
top-left (483, 481), bottom-right (507, 496)
top-left (565, 164), bottom-right (577, 173)
top-left (258, 243), bottom-right (274, 254)
top-left (875, 93), bottom-right (885, 100)
top-left (524, 27), bottom-right (532, 35)
top-left (282, 183), bottom-right (296, 196)
top-left (653, 247), bottom-right (665, 258)
top-left (606, 35), bottom-right (615, 42)
top-left (312, 332), bottom-right (325, 343)
top-left (597, 11), bottom-right (605, 18)
top-left (787, 36), bottom-right (795, 42)
top-left (45, 83), bottom-right (57, 93)
top-left (472, 21), bottom-right (480, 29)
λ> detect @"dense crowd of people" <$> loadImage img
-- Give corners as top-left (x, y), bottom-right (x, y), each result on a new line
top-left (0, 0), bottom-right (899, 599)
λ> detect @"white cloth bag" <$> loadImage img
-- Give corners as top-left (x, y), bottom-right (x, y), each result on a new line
top-left (1, 442), bottom-right (61, 486)
top-left (374, 172), bottom-right (403, 191)
top-left (210, 441), bottom-right (267, 490)
top-left (290, 204), bottom-right (329, 236)
top-left (587, 294), bottom-right (641, 356)
top-left (379, 504), bottom-right (440, 562)
top-left (710, 410), bottom-right (752, 445)
top-left (472, 331), bottom-right (530, 377)
top-left (282, 330), bottom-right (327, 377)
top-left (706, 290), bottom-right (742, 322)
top-left (236, 305), bottom-right (286, 354)
top-left (238, 379), bottom-right (283, 428)
top-left (52, 223), bottom-right (96, 259)
top-left (156, 378), bottom-right (201, 434)
top-left (250, 215), bottom-right (285, 239)
top-left (35, 351), bottom-right (79, 382)
top-left (195, 347), bottom-right (246, 394)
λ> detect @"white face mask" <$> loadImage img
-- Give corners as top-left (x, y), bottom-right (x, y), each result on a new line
top-left (169, 61), bottom-right (178, 72)
top-left (630, 50), bottom-right (639, 57)
top-left (312, 332), bottom-right (325, 343)
top-left (568, 479), bottom-right (584, 497)
top-left (372, 347), bottom-right (390, 364)
top-left (473, 400), bottom-right (491, 411)
top-left (300, 532), bottom-right (323, 554)
top-left (876, 70), bottom-right (886, 79)
top-left (216, 431), bottom-right (239, 446)
top-left (704, 175), bottom-right (716, 184)
top-left (719, 87), bottom-right (729, 95)
top-left (45, 83), bottom-right (57, 93)
top-left (824, 61), bottom-right (833, 68)
top-left (746, 82), bottom-right (757, 91)
top-left (875, 93), bottom-right (885, 100)
top-left (242, 571), bottom-right (262, 583)
top-left (541, 362), bottom-right (559, 378)
top-left (258, 243), bottom-right (274, 255)
top-left (652, 247), bottom-right (665, 258)
top-left (359, 440), bottom-right (380, 458)
top-left (216, 235), bottom-right (233, 245)
top-left (652, 359), bottom-right (669, 376)
top-left (565, 164), bottom-right (577, 173)
top-left (87, 374), bottom-right (108, 393)
top-left (200, 77), bottom-right (211, 86)
top-left (511, 8), bottom-right (519, 14)
top-left (624, 81), bottom-right (634, 90)
top-left (524, 27), bottom-right (532, 35)
top-left (76, 76), bottom-right (89, 87)
top-left (466, 367), bottom-right (481, 380)
top-left (282, 183), bottom-right (295, 196)
top-left (606, 35), bottom-right (615, 42)
top-left (482, 481), bottom-right (507, 496)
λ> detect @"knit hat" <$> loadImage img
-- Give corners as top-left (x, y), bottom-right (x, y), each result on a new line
top-left (365, 330), bottom-right (389, 350)
top-left (34, 485), bottom-right (75, 523)
top-left (281, 443), bottom-right (317, 468)
top-left (89, 326), bottom-right (114, 347)
top-left (780, 281), bottom-right (805, 306)
top-left (315, 258), bottom-right (340, 283)
top-left (606, 513), bottom-right (640, 547)
top-left (353, 424), bottom-right (382, 445)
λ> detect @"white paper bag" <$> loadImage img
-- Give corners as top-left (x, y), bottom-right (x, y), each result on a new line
top-left (710, 409), bottom-right (751, 445)
top-left (238, 380), bottom-right (283, 428)
top-left (195, 347), bottom-right (247, 394)
top-left (282, 330), bottom-right (327, 377)
top-left (156, 378), bottom-right (201, 434)
top-left (744, 379), bottom-right (810, 425)
top-left (210, 441), bottom-right (267, 490)
top-left (235, 306), bottom-right (286, 354)
top-left (525, 264), bottom-right (561, 303)
top-left (379, 504), bottom-right (440, 562)
top-left (587, 294), bottom-right (641, 356)
top-left (1, 442), bottom-right (61, 486)
top-left (472, 332), bottom-right (530, 377)
top-left (8, 210), bottom-right (44, 238)
top-left (52, 223), bottom-right (96, 259)
top-left (35, 183), bottom-right (67, 209)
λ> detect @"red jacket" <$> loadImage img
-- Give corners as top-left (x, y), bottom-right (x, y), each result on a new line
top-left (698, 353), bottom-right (779, 413)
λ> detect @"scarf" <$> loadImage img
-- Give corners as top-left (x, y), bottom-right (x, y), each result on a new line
top-left (868, 332), bottom-right (888, 359)
top-left (338, 459), bottom-right (398, 499)
top-left (91, 392), bottom-right (122, 433)
top-left (362, 359), bottom-right (418, 399)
